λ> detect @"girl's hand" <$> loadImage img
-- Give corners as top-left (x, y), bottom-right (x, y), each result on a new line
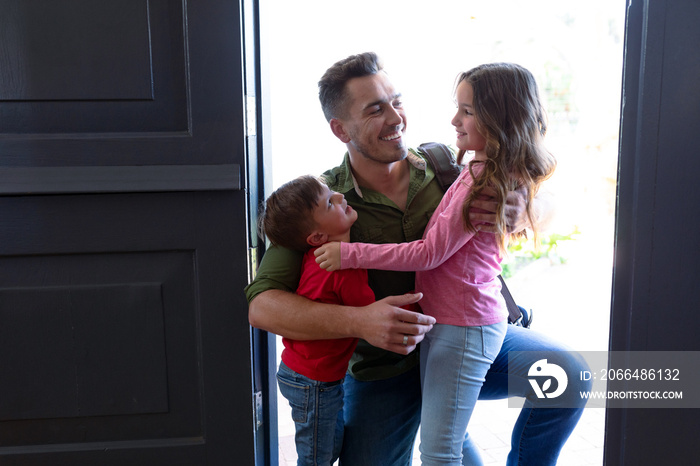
top-left (314, 242), bottom-right (342, 271)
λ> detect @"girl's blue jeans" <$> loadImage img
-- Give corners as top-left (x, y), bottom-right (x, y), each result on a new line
top-left (419, 321), bottom-right (507, 465)
top-left (276, 362), bottom-right (344, 466)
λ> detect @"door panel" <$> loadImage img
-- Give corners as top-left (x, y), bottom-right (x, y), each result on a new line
top-left (0, 192), bottom-right (254, 464)
top-left (0, 1), bottom-right (255, 464)
top-left (0, 0), bottom-right (241, 166)
top-left (1, 1), bottom-right (153, 102)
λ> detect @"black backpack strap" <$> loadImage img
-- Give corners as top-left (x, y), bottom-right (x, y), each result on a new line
top-left (498, 275), bottom-right (530, 327)
top-left (418, 142), bottom-right (461, 191)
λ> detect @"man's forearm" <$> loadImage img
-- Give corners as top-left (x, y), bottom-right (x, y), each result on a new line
top-left (249, 289), bottom-right (434, 354)
top-left (248, 289), bottom-right (357, 340)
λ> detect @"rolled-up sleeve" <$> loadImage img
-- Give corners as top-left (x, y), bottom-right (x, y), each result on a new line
top-left (244, 245), bottom-right (304, 303)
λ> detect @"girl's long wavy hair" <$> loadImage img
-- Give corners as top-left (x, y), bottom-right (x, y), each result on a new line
top-left (456, 63), bottom-right (557, 253)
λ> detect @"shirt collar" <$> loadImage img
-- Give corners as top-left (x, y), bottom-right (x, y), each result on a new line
top-left (337, 149), bottom-right (427, 198)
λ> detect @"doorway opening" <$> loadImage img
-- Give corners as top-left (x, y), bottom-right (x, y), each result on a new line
top-left (261, 1), bottom-right (625, 464)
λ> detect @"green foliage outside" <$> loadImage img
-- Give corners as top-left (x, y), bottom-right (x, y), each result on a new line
top-left (502, 227), bottom-right (580, 278)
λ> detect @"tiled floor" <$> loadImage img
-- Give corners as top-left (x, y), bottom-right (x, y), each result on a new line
top-left (278, 397), bottom-right (605, 466)
top-left (448, 400), bottom-right (605, 466)
top-left (278, 220), bottom-right (613, 465)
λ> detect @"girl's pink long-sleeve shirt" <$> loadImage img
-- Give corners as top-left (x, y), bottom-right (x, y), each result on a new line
top-left (340, 166), bottom-right (508, 326)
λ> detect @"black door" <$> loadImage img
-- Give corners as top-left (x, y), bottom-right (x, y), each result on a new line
top-left (0, 1), bottom-right (255, 464)
top-left (606, 0), bottom-right (700, 464)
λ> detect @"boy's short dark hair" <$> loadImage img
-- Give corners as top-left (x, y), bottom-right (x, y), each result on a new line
top-left (318, 52), bottom-right (384, 122)
top-left (258, 175), bottom-right (326, 252)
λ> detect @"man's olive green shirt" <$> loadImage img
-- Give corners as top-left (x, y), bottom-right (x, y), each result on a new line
top-left (244, 149), bottom-right (445, 381)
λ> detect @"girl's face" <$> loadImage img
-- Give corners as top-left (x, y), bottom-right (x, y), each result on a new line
top-left (452, 80), bottom-right (487, 160)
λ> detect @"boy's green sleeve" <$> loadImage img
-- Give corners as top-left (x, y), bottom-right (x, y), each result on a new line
top-left (244, 245), bottom-right (304, 303)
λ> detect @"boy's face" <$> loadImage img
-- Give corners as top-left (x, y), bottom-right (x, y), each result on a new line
top-left (310, 184), bottom-right (357, 243)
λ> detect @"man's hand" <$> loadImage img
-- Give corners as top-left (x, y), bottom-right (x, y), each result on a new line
top-left (249, 290), bottom-right (434, 355)
top-left (356, 293), bottom-right (435, 355)
top-left (468, 185), bottom-right (530, 234)
top-left (315, 241), bottom-right (342, 271)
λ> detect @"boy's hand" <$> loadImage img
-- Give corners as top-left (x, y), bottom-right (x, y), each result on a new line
top-left (314, 241), bottom-right (342, 271)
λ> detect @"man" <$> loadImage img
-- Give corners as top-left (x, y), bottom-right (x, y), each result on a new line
top-left (246, 52), bottom-right (589, 466)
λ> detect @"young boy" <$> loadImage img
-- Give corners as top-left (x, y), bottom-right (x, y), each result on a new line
top-left (258, 175), bottom-right (375, 466)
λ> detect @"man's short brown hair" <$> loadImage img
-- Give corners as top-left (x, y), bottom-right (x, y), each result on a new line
top-left (318, 52), bottom-right (384, 122)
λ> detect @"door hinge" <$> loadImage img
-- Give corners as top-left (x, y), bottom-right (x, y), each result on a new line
top-left (247, 247), bottom-right (258, 283)
top-left (254, 390), bottom-right (263, 430)
top-left (245, 94), bottom-right (257, 137)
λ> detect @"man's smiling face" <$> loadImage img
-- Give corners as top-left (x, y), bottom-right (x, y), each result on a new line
top-left (334, 71), bottom-right (408, 164)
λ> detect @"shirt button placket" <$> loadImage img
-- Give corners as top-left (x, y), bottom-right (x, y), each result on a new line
top-left (402, 214), bottom-right (413, 239)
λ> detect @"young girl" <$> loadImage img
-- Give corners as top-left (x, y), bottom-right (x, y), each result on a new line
top-left (314, 62), bottom-right (556, 465)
